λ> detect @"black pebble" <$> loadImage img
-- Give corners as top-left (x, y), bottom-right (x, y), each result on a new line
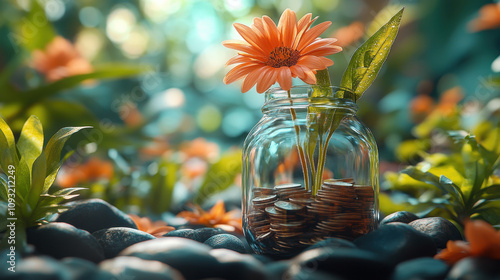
top-left (99, 256), bottom-right (184, 280)
top-left (354, 222), bottom-right (437, 265)
top-left (0, 256), bottom-right (70, 280)
top-left (380, 211), bottom-right (419, 225)
top-left (391, 257), bottom-right (450, 280)
top-left (204, 233), bottom-right (247, 254)
top-left (27, 222), bottom-right (104, 263)
top-left (61, 257), bottom-right (113, 280)
top-left (305, 237), bottom-right (357, 251)
top-left (163, 229), bottom-right (197, 239)
top-left (409, 217), bottom-right (463, 249)
top-left (447, 257), bottom-right (500, 280)
top-left (53, 198), bottom-right (137, 233)
top-left (93, 227), bottom-right (156, 258)
top-left (289, 247), bottom-right (393, 280)
top-left (119, 237), bottom-right (222, 280)
top-left (210, 248), bottom-right (267, 280)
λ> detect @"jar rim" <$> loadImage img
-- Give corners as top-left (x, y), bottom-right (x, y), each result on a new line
top-left (263, 85), bottom-right (359, 113)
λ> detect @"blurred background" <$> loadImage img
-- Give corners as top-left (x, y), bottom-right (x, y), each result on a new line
top-left (0, 0), bottom-right (499, 221)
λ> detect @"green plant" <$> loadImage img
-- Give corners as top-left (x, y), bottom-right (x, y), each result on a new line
top-left (0, 115), bottom-right (90, 251)
top-left (384, 130), bottom-right (500, 229)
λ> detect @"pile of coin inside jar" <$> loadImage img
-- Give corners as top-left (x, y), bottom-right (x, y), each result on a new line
top-left (247, 179), bottom-right (375, 254)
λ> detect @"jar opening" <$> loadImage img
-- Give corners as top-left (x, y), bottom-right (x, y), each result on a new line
top-left (262, 86), bottom-right (358, 113)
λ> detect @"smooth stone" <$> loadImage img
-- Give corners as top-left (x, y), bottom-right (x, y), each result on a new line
top-left (289, 247), bottom-right (393, 280)
top-left (380, 211), bottom-right (419, 225)
top-left (285, 269), bottom-right (347, 280)
top-left (265, 260), bottom-right (291, 280)
top-left (354, 223), bottom-right (437, 265)
top-left (0, 256), bottom-right (71, 280)
top-left (447, 257), bottom-right (500, 280)
top-left (209, 249), bottom-right (267, 280)
top-left (192, 228), bottom-right (226, 243)
top-left (305, 237), bottom-right (357, 251)
top-left (204, 234), bottom-right (247, 254)
top-left (163, 229), bottom-right (197, 239)
top-left (54, 198), bottom-right (137, 233)
top-left (61, 258), bottom-right (113, 280)
top-left (119, 237), bottom-right (221, 280)
top-left (93, 227), bottom-right (156, 258)
top-left (27, 222), bottom-right (104, 263)
top-left (100, 256), bottom-right (185, 280)
top-left (391, 257), bottom-right (449, 280)
top-left (409, 217), bottom-right (463, 249)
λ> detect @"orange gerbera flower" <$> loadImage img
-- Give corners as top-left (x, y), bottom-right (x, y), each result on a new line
top-left (31, 36), bottom-right (93, 82)
top-left (56, 157), bottom-right (114, 188)
top-left (177, 200), bottom-right (243, 234)
top-left (435, 220), bottom-right (500, 265)
top-left (223, 9), bottom-right (342, 93)
top-left (129, 214), bottom-right (175, 237)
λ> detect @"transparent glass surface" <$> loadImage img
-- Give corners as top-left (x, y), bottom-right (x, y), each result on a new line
top-left (242, 86), bottom-right (379, 256)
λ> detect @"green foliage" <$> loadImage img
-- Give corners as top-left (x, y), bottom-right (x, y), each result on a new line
top-left (340, 8), bottom-right (404, 101)
top-left (194, 149), bottom-right (242, 204)
top-left (147, 160), bottom-right (179, 214)
top-left (385, 132), bottom-right (500, 228)
top-left (0, 115), bottom-right (90, 251)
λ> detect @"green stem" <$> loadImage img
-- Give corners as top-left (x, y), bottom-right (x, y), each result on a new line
top-left (288, 90), bottom-right (310, 191)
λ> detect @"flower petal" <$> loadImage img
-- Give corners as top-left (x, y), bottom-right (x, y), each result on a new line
top-left (241, 68), bottom-right (263, 93)
top-left (277, 67), bottom-right (292, 90)
top-left (278, 9), bottom-right (297, 48)
top-left (297, 21), bottom-right (332, 51)
top-left (256, 67), bottom-right (278, 93)
top-left (233, 23), bottom-right (266, 54)
top-left (223, 63), bottom-right (262, 84)
top-left (222, 40), bottom-right (265, 58)
top-left (297, 55), bottom-right (329, 70)
top-left (466, 220), bottom-right (498, 255)
top-left (263, 16), bottom-right (280, 47)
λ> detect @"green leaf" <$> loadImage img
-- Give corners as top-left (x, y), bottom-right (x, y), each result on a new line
top-left (0, 130), bottom-right (16, 172)
top-left (478, 184), bottom-right (500, 200)
top-left (340, 8), bottom-right (404, 100)
top-left (45, 126), bottom-right (91, 188)
top-left (27, 152), bottom-right (46, 209)
top-left (44, 151), bottom-right (74, 194)
top-left (0, 64), bottom-right (152, 104)
top-left (148, 161), bottom-right (178, 214)
top-left (38, 187), bottom-right (85, 208)
top-left (194, 149), bottom-right (242, 204)
top-left (10, 0), bottom-right (55, 52)
top-left (15, 157), bottom-right (31, 203)
top-left (402, 167), bottom-right (464, 205)
top-left (17, 115), bottom-right (44, 172)
top-left (0, 116), bottom-right (18, 165)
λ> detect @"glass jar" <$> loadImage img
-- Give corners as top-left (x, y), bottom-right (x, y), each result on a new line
top-left (242, 86), bottom-right (379, 256)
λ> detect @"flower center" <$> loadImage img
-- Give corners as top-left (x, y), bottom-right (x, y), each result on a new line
top-left (266, 46), bottom-right (300, 68)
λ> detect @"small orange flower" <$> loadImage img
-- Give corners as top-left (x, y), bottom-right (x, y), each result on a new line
top-left (180, 138), bottom-right (219, 161)
top-left (330, 21), bottom-right (365, 47)
top-left (223, 9), bottom-right (342, 93)
top-left (31, 36), bottom-right (93, 82)
top-left (177, 200), bottom-right (243, 234)
top-left (435, 220), bottom-right (500, 265)
top-left (119, 102), bottom-right (144, 127)
top-left (56, 157), bottom-right (114, 188)
top-left (468, 3), bottom-right (500, 32)
top-left (129, 214), bottom-right (175, 237)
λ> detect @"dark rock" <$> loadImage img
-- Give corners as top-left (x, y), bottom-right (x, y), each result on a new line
top-left (61, 257), bottom-right (113, 280)
top-left (210, 249), bottom-right (267, 280)
top-left (265, 260), bottom-right (291, 280)
top-left (119, 237), bottom-right (222, 280)
top-left (27, 222), bottom-right (104, 263)
top-left (447, 257), bottom-right (500, 280)
top-left (380, 211), bottom-right (419, 225)
top-left (192, 227), bottom-right (226, 243)
top-left (0, 256), bottom-right (71, 280)
top-left (354, 222), bottom-right (437, 265)
top-left (305, 237), bottom-right (357, 251)
top-left (53, 199), bottom-right (137, 233)
top-left (409, 217), bottom-right (463, 249)
top-left (163, 229), bottom-right (197, 239)
top-left (100, 256), bottom-right (184, 280)
top-left (204, 233), bottom-right (247, 253)
top-left (289, 247), bottom-right (393, 280)
top-left (286, 269), bottom-right (347, 280)
top-left (93, 227), bottom-right (156, 258)
top-left (391, 257), bottom-right (449, 280)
